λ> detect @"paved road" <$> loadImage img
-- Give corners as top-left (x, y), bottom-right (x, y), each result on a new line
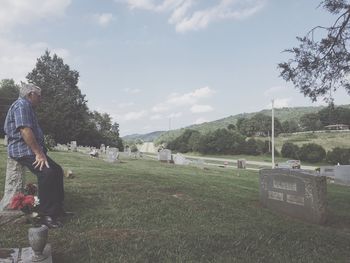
top-left (139, 142), bottom-right (317, 170)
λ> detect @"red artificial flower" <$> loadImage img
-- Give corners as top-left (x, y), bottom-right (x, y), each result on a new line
top-left (10, 193), bottom-right (26, 210)
top-left (23, 195), bottom-right (35, 208)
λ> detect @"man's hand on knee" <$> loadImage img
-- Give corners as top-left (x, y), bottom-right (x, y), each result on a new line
top-left (33, 153), bottom-right (50, 171)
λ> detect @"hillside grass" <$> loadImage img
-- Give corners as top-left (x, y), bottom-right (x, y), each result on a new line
top-left (273, 131), bottom-right (350, 152)
top-left (1, 145), bottom-right (350, 262)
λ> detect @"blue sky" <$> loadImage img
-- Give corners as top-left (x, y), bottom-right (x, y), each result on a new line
top-left (0, 0), bottom-right (349, 136)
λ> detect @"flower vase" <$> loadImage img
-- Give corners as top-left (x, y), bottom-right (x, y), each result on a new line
top-left (28, 225), bottom-right (49, 262)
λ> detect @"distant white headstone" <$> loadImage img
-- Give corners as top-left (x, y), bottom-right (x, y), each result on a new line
top-left (173, 153), bottom-right (189, 165)
top-left (106, 147), bottom-right (119, 162)
top-left (158, 149), bottom-right (172, 162)
top-left (4, 135), bottom-right (8, 146)
top-left (70, 141), bottom-right (77, 152)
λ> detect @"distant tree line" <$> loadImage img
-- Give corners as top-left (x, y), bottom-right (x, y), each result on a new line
top-left (164, 108), bottom-right (350, 164)
top-left (165, 128), bottom-right (278, 156)
top-left (281, 142), bottom-right (350, 165)
top-left (0, 51), bottom-right (123, 149)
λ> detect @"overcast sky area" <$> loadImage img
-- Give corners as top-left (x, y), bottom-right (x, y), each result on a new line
top-left (1, 0), bottom-right (349, 136)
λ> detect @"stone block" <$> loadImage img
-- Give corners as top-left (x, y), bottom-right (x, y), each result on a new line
top-left (259, 168), bottom-right (327, 224)
top-left (237, 159), bottom-right (246, 169)
top-left (0, 245), bottom-right (52, 263)
top-left (158, 149), bottom-right (172, 162)
top-left (334, 165), bottom-right (350, 186)
top-left (0, 157), bottom-right (25, 211)
top-left (0, 211), bottom-right (25, 225)
top-left (320, 166), bottom-right (335, 177)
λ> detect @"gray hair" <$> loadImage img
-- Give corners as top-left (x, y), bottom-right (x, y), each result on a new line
top-left (19, 82), bottom-right (41, 98)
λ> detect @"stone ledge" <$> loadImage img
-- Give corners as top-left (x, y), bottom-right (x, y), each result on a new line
top-left (0, 244), bottom-right (52, 263)
top-left (0, 211), bottom-right (26, 226)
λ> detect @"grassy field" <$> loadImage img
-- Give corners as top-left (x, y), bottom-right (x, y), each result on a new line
top-left (1, 145), bottom-right (350, 262)
top-left (273, 131), bottom-right (350, 152)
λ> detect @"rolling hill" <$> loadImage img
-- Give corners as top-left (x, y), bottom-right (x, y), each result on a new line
top-left (124, 104), bottom-right (350, 144)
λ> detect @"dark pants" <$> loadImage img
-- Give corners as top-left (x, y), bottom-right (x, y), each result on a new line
top-left (14, 155), bottom-right (64, 217)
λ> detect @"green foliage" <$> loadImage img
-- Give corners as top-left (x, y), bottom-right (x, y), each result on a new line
top-left (281, 142), bottom-right (300, 159)
top-left (279, 1), bottom-right (350, 101)
top-left (167, 129), bottom-right (200, 153)
top-left (130, 144), bottom-right (138, 152)
top-left (298, 143), bottom-right (326, 163)
top-left (281, 120), bottom-right (300, 133)
top-left (24, 51), bottom-right (122, 148)
top-left (26, 51), bottom-right (90, 143)
top-left (0, 79), bottom-right (19, 136)
top-left (242, 138), bottom-right (261, 155)
top-left (326, 148), bottom-right (350, 165)
top-left (318, 104), bottom-right (350, 126)
top-left (44, 134), bottom-right (56, 151)
top-left (154, 105), bottom-right (350, 145)
top-left (236, 114), bottom-right (282, 137)
top-left (300, 113), bottom-right (322, 131)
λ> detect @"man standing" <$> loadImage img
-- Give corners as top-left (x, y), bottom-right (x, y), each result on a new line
top-left (4, 82), bottom-right (66, 228)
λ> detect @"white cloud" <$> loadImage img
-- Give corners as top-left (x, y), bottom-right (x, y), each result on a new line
top-left (0, 38), bottom-right (70, 82)
top-left (264, 86), bottom-right (288, 97)
top-left (167, 112), bottom-right (182, 118)
top-left (124, 88), bottom-right (141, 94)
top-left (93, 13), bottom-right (114, 27)
top-left (121, 110), bottom-right (147, 121)
top-left (118, 102), bottom-right (135, 108)
top-left (194, 117), bottom-right (208, 124)
top-left (150, 114), bottom-right (162, 120)
top-left (167, 86), bottom-right (215, 105)
top-left (152, 104), bottom-right (169, 113)
top-left (0, 0), bottom-right (71, 32)
top-left (267, 98), bottom-right (290, 108)
top-left (118, 0), bottom-right (265, 32)
top-left (190, 104), bottom-right (214, 113)
top-left (151, 86), bottom-right (215, 114)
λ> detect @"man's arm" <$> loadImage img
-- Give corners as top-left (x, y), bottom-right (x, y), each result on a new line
top-left (20, 127), bottom-right (49, 170)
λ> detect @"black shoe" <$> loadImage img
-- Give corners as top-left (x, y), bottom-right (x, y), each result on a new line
top-left (41, 216), bottom-right (63, 229)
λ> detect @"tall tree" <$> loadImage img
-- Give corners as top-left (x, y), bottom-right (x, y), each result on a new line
top-left (26, 51), bottom-right (90, 143)
top-left (300, 112), bottom-right (323, 131)
top-left (278, 0), bottom-right (350, 101)
top-left (0, 79), bottom-right (19, 136)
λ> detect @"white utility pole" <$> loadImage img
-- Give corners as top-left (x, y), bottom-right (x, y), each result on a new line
top-left (271, 99), bottom-right (275, 168)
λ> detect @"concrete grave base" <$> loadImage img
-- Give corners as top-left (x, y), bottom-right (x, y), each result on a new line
top-left (0, 211), bottom-right (25, 226)
top-left (0, 244), bottom-right (52, 263)
top-left (260, 168), bottom-right (327, 224)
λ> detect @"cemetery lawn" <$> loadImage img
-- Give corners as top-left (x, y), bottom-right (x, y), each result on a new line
top-left (1, 146), bottom-right (350, 262)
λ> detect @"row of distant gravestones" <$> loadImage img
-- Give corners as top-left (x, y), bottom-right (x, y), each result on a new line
top-left (158, 149), bottom-right (350, 225)
top-left (54, 142), bottom-right (139, 162)
top-left (158, 149), bottom-right (246, 168)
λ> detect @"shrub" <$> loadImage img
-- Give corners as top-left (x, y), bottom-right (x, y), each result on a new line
top-left (326, 148), bottom-right (350, 165)
top-left (44, 134), bottom-right (56, 151)
top-left (243, 138), bottom-right (260, 155)
top-left (281, 142), bottom-right (300, 159)
top-left (298, 143), bottom-right (326, 163)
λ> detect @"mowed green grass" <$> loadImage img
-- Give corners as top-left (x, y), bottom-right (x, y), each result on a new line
top-left (1, 145), bottom-right (350, 262)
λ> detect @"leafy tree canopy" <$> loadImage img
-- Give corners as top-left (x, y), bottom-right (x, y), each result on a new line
top-left (0, 79), bottom-right (19, 136)
top-left (279, 0), bottom-right (350, 102)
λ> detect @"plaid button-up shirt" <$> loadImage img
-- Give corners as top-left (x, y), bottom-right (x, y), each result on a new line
top-left (4, 98), bottom-right (44, 158)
